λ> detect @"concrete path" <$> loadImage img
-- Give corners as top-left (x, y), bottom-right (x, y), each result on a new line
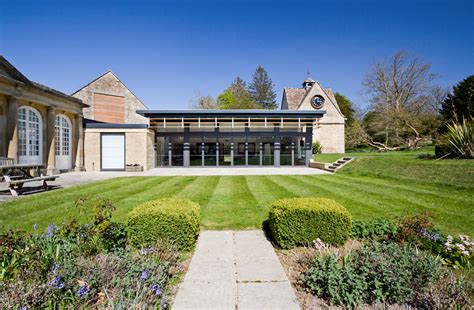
top-left (173, 230), bottom-right (299, 310)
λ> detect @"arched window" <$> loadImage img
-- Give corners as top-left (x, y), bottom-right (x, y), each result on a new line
top-left (55, 114), bottom-right (72, 170)
top-left (18, 106), bottom-right (43, 164)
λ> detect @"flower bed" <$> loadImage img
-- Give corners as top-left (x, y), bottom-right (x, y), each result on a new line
top-left (0, 198), bottom-right (190, 309)
top-left (276, 212), bottom-right (473, 309)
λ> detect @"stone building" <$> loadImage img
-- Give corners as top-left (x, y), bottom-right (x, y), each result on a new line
top-left (1, 56), bottom-right (345, 173)
top-left (0, 56), bottom-right (86, 173)
top-left (71, 71), bottom-right (154, 172)
top-left (282, 77), bottom-right (345, 153)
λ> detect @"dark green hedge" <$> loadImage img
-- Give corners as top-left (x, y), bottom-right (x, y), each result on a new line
top-left (127, 198), bottom-right (200, 251)
top-left (269, 197), bottom-right (352, 249)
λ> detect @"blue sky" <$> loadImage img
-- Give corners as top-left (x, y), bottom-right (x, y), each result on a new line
top-left (0, 0), bottom-right (473, 110)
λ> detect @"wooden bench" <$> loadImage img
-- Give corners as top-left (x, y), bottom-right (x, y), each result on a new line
top-left (3, 175), bottom-right (59, 197)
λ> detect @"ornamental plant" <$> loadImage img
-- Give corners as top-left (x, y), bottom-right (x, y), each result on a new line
top-left (269, 197), bottom-right (352, 249)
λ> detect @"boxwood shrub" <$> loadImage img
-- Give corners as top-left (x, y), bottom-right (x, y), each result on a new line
top-left (269, 197), bottom-right (352, 249)
top-left (127, 198), bottom-right (200, 251)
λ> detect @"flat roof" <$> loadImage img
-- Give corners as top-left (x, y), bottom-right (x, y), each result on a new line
top-left (84, 123), bottom-right (148, 129)
top-left (137, 109), bottom-right (325, 119)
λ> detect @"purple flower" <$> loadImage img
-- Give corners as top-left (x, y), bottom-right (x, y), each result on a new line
top-left (151, 283), bottom-right (163, 297)
top-left (45, 223), bottom-right (57, 238)
top-left (50, 276), bottom-right (65, 289)
top-left (21, 307), bottom-right (27, 310)
top-left (140, 269), bottom-right (148, 280)
top-left (77, 285), bottom-right (90, 299)
top-left (33, 224), bottom-right (37, 230)
top-left (51, 262), bottom-right (60, 274)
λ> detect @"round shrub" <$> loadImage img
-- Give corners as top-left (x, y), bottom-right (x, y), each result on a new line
top-left (127, 198), bottom-right (200, 251)
top-left (268, 197), bottom-right (352, 249)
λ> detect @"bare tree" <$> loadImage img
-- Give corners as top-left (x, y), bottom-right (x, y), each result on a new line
top-left (363, 51), bottom-right (439, 149)
top-left (192, 91), bottom-right (218, 109)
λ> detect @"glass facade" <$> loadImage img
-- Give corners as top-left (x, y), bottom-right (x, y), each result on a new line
top-left (145, 111), bottom-right (320, 168)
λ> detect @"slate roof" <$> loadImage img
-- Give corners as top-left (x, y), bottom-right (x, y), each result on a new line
top-left (283, 88), bottom-right (306, 110)
top-left (0, 56), bottom-right (85, 105)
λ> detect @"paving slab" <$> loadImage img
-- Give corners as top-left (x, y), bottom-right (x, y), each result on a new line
top-left (173, 230), bottom-right (300, 310)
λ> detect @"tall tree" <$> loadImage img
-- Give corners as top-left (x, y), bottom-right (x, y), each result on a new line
top-left (362, 51), bottom-right (439, 149)
top-left (439, 75), bottom-right (474, 125)
top-left (217, 77), bottom-right (258, 109)
top-left (248, 66), bottom-right (277, 109)
top-left (334, 92), bottom-right (355, 126)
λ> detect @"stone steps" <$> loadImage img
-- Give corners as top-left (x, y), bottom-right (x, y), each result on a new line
top-left (309, 157), bottom-right (354, 173)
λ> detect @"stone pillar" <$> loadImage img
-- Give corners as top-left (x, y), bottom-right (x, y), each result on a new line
top-left (46, 107), bottom-right (58, 175)
top-left (74, 114), bottom-right (85, 171)
top-left (6, 96), bottom-right (18, 161)
top-left (216, 142), bottom-right (219, 167)
top-left (274, 126), bottom-right (280, 167)
top-left (291, 142), bottom-right (295, 166)
top-left (259, 142), bottom-right (263, 166)
top-left (168, 142), bottom-right (172, 167)
top-left (245, 142), bottom-right (248, 166)
top-left (183, 127), bottom-right (190, 167)
top-left (230, 142), bottom-right (234, 166)
top-left (305, 125), bottom-right (313, 166)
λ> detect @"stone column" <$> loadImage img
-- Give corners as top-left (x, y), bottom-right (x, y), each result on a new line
top-left (274, 126), bottom-right (280, 167)
top-left (291, 142), bottom-right (295, 166)
top-left (6, 96), bottom-right (18, 161)
top-left (183, 127), bottom-right (190, 167)
top-left (215, 142), bottom-right (219, 167)
top-left (168, 142), bottom-right (172, 167)
top-left (259, 142), bottom-right (263, 166)
top-left (230, 141), bottom-right (234, 166)
top-left (74, 114), bottom-right (85, 171)
top-left (245, 142), bottom-right (248, 166)
top-left (46, 107), bottom-right (58, 175)
top-left (305, 125), bottom-right (313, 166)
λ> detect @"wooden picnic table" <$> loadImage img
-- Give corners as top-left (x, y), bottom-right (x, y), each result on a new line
top-left (0, 164), bottom-right (59, 197)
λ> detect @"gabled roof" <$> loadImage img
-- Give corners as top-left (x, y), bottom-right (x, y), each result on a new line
top-left (282, 88), bottom-right (306, 110)
top-left (0, 56), bottom-right (84, 105)
top-left (71, 70), bottom-right (149, 109)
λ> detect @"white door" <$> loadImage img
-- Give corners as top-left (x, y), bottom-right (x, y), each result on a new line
top-left (18, 107), bottom-right (43, 165)
top-left (55, 115), bottom-right (72, 170)
top-left (101, 134), bottom-right (125, 170)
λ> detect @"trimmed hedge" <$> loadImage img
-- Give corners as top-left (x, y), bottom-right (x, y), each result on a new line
top-left (269, 197), bottom-right (352, 249)
top-left (127, 198), bottom-right (200, 251)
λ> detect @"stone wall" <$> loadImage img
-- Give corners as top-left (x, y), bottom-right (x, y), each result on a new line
top-left (313, 123), bottom-right (345, 153)
top-left (72, 72), bottom-right (148, 124)
top-left (83, 128), bottom-right (155, 171)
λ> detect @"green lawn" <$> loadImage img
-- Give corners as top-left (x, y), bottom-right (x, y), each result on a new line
top-left (1, 149), bottom-right (473, 236)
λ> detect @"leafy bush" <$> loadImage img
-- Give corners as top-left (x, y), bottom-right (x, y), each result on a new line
top-left (304, 241), bottom-right (446, 308)
top-left (268, 197), bottom-right (352, 249)
top-left (127, 198), bottom-right (200, 251)
top-left (312, 141), bottom-right (322, 154)
top-left (304, 254), bottom-right (366, 308)
top-left (0, 198), bottom-right (182, 309)
top-left (444, 118), bottom-right (473, 159)
top-left (434, 142), bottom-right (453, 158)
top-left (351, 218), bottom-right (397, 240)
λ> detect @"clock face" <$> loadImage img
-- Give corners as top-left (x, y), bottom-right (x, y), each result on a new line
top-left (311, 95), bottom-right (325, 109)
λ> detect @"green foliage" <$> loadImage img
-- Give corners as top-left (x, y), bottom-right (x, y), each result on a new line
top-left (304, 254), bottom-right (366, 308)
top-left (127, 198), bottom-right (200, 251)
top-left (443, 118), bottom-right (474, 159)
top-left (311, 141), bottom-right (322, 154)
top-left (440, 75), bottom-right (474, 127)
top-left (351, 218), bottom-right (397, 239)
top-left (268, 197), bottom-right (352, 249)
top-left (304, 241), bottom-right (445, 308)
top-left (334, 92), bottom-right (355, 126)
top-left (435, 142), bottom-right (453, 158)
top-left (0, 198), bottom-right (180, 309)
top-left (216, 77), bottom-right (258, 109)
top-left (248, 66), bottom-right (277, 109)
